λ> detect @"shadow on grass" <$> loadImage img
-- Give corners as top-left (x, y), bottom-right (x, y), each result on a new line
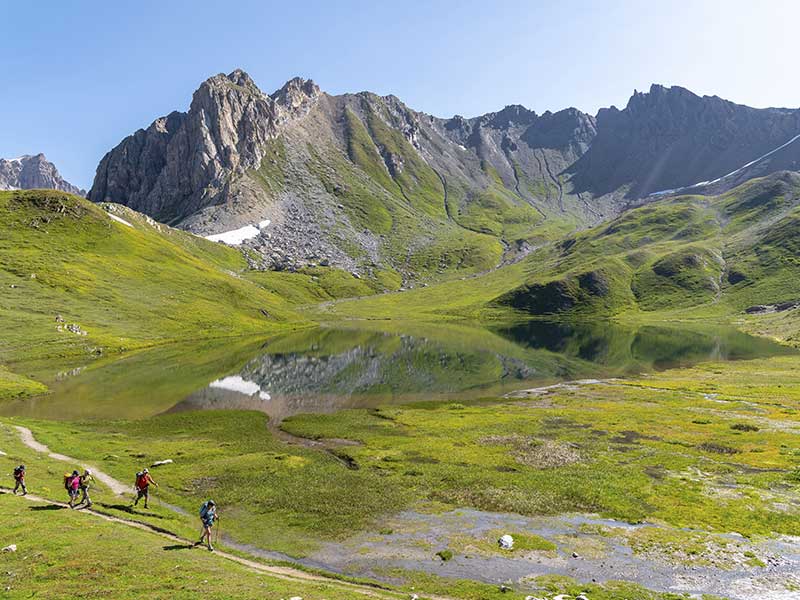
top-left (163, 543), bottom-right (196, 551)
top-left (101, 503), bottom-right (169, 519)
top-left (30, 505), bottom-right (65, 511)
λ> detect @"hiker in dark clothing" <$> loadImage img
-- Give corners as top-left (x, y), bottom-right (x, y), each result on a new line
top-left (195, 499), bottom-right (219, 551)
top-left (133, 468), bottom-right (157, 509)
top-left (12, 464), bottom-right (26, 495)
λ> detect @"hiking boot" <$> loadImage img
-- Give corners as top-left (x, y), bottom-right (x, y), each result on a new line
top-left (208, 545), bottom-right (214, 552)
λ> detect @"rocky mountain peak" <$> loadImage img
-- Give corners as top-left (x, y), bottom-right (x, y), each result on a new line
top-left (271, 77), bottom-right (320, 104)
top-left (571, 83), bottom-right (800, 198)
top-left (523, 108), bottom-right (597, 151)
top-left (90, 68), bottom-right (280, 222)
top-left (485, 105), bottom-right (537, 129)
top-left (226, 68), bottom-right (259, 89)
top-left (198, 69), bottom-right (262, 94)
top-left (270, 76), bottom-right (321, 121)
top-left (191, 69), bottom-right (268, 113)
top-left (0, 153), bottom-right (84, 195)
top-left (625, 84), bottom-right (700, 114)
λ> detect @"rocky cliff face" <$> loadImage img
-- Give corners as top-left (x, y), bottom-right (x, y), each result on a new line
top-left (0, 154), bottom-right (84, 195)
top-left (89, 72), bottom-right (800, 283)
top-left (569, 84), bottom-right (800, 198)
top-left (89, 70), bottom-right (284, 223)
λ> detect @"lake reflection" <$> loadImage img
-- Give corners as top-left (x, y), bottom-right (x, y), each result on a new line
top-left (4, 320), bottom-right (791, 421)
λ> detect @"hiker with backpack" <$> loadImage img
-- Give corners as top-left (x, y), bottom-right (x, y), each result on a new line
top-left (133, 468), bottom-right (157, 509)
top-left (195, 499), bottom-right (219, 551)
top-left (78, 469), bottom-right (95, 507)
top-left (12, 464), bottom-right (26, 495)
top-left (65, 470), bottom-right (81, 508)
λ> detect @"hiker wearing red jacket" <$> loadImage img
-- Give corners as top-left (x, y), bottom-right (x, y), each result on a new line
top-left (133, 468), bottom-right (158, 509)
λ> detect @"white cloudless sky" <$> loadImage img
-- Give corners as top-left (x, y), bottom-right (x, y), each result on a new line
top-left (1, 0), bottom-right (797, 188)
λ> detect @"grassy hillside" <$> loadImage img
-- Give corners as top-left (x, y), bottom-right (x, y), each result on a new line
top-left (0, 366), bottom-right (48, 400)
top-left (298, 115), bottom-right (506, 283)
top-left (0, 190), bottom-right (315, 366)
top-left (316, 172), bottom-right (800, 335)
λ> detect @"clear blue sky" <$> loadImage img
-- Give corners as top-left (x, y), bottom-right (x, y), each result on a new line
top-left (2, 0), bottom-right (797, 190)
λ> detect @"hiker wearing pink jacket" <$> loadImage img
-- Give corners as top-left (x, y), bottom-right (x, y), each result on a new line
top-left (66, 470), bottom-right (81, 509)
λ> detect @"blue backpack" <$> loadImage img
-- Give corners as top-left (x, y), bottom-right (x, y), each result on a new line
top-left (200, 501), bottom-right (214, 521)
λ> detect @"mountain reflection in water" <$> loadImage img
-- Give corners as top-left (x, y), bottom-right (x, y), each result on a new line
top-left (166, 321), bottom-right (790, 422)
top-left (4, 321), bottom-right (790, 422)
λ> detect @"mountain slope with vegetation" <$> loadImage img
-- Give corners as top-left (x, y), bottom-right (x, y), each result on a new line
top-left (0, 190), bottom-right (312, 367)
top-left (317, 171), bottom-right (800, 336)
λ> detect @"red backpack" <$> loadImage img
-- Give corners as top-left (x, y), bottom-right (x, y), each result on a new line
top-left (136, 473), bottom-right (148, 489)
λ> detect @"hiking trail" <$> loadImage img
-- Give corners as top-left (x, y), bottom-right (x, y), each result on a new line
top-left (15, 425), bottom-right (129, 495)
top-left (0, 488), bottom-right (418, 600)
top-left (6, 423), bottom-right (456, 600)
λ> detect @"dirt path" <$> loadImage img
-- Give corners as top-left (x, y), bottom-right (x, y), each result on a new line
top-left (0, 488), bottom-right (412, 600)
top-left (14, 425), bottom-right (130, 495)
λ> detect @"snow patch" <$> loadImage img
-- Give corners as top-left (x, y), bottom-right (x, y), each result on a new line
top-left (205, 219), bottom-right (270, 245)
top-left (107, 213), bottom-right (134, 228)
top-left (208, 376), bottom-right (270, 400)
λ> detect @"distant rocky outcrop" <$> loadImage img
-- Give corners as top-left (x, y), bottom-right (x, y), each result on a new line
top-left (0, 154), bottom-right (84, 195)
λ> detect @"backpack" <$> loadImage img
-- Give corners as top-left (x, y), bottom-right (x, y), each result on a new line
top-left (13, 466), bottom-right (24, 479)
top-left (199, 501), bottom-right (214, 520)
top-left (63, 473), bottom-right (72, 490)
top-left (135, 473), bottom-right (148, 489)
